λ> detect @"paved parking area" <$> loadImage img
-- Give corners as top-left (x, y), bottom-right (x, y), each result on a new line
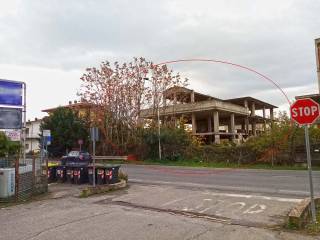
top-left (0, 183), bottom-right (318, 240)
top-left (104, 183), bottom-right (301, 228)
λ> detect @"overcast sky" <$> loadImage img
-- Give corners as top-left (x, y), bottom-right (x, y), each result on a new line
top-left (0, 0), bottom-right (319, 119)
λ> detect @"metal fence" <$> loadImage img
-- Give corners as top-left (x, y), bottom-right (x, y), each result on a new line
top-left (0, 155), bottom-right (48, 203)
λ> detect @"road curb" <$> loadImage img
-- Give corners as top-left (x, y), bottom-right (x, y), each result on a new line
top-left (80, 180), bottom-right (127, 197)
top-left (288, 197), bottom-right (320, 228)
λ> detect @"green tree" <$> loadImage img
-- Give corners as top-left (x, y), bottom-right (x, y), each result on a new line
top-left (40, 107), bottom-right (89, 156)
top-left (0, 132), bottom-right (20, 158)
top-left (139, 126), bottom-right (192, 161)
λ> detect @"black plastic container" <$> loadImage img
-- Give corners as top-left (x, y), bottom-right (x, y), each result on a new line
top-left (73, 167), bottom-right (88, 184)
top-left (88, 167), bottom-right (95, 185)
top-left (110, 165), bottom-right (120, 184)
top-left (96, 168), bottom-right (105, 185)
top-left (56, 166), bottom-right (67, 183)
top-left (104, 165), bottom-right (120, 184)
top-left (47, 166), bottom-right (57, 183)
top-left (66, 167), bottom-right (74, 184)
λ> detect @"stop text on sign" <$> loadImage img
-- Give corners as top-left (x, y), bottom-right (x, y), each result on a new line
top-left (291, 105), bottom-right (318, 117)
top-left (290, 98), bottom-right (320, 125)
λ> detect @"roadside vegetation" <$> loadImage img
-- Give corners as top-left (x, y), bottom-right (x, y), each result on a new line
top-left (40, 107), bottom-right (89, 156)
top-left (41, 57), bottom-right (319, 169)
top-left (0, 132), bottom-right (20, 159)
top-left (305, 210), bottom-right (320, 235)
top-left (132, 112), bottom-right (320, 169)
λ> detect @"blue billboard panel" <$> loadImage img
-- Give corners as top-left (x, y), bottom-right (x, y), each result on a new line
top-left (0, 108), bottom-right (22, 129)
top-left (0, 80), bottom-right (23, 106)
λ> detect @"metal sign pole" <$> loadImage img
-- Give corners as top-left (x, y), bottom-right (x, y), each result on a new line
top-left (40, 136), bottom-right (44, 166)
top-left (304, 124), bottom-right (317, 223)
top-left (157, 101), bottom-right (162, 161)
top-left (90, 127), bottom-right (98, 187)
top-left (23, 83), bottom-right (26, 164)
top-left (92, 140), bottom-right (96, 187)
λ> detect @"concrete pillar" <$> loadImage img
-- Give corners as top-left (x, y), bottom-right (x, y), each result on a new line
top-left (207, 116), bottom-right (212, 132)
top-left (252, 120), bottom-right (257, 136)
top-left (251, 102), bottom-right (255, 116)
top-left (191, 90), bottom-right (195, 103)
top-left (192, 113), bottom-right (197, 134)
top-left (244, 99), bottom-right (248, 109)
top-left (230, 113), bottom-right (235, 140)
top-left (208, 115), bottom-right (213, 143)
top-left (251, 102), bottom-right (256, 135)
top-left (270, 108), bottom-right (274, 120)
top-left (244, 118), bottom-right (249, 134)
top-left (173, 92), bottom-right (177, 105)
top-left (163, 93), bottom-right (166, 108)
top-left (263, 106), bottom-right (266, 131)
top-left (213, 111), bottom-right (220, 144)
top-left (244, 100), bottom-right (249, 134)
top-left (270, 108), bottom-right (274, 129)
top-left (241, 122), bottom-right (245, 132)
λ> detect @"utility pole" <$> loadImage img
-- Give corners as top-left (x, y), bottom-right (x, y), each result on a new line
top-left (304, 125), bottom-right (317, 223)
top-left (157, 94), bottom-right (162, 161)
top-left (315, 38), bottom-right (320, 93)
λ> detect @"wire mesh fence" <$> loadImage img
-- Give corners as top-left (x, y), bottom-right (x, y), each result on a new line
top-left (0, 155), bottom-right (48, 204)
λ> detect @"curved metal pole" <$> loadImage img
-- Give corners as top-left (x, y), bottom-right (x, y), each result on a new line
top-left (155, 58), bottom-right (290, 105)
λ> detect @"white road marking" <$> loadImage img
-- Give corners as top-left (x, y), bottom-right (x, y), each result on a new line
top-left (243, 204), bottom-right (267, 214)
top-left (161, 197), bottom-right (190, 207)
top-left (229, 202), bottom-right (246, 214)
top-left (203, 192), bottom-right (301, 203)
top-left (130, 178), bottom-right (308, 199)
top-left (199, 207), bottom-right (213, 213)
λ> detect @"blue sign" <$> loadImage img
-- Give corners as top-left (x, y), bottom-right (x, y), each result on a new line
top-left (0, 80), bottom-right (23, 106)
top-left (45, 136), bottom-right (52, 146)
top-left (0, 108), bottom-right (22, 129)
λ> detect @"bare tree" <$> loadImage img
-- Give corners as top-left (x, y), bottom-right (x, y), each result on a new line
top-left (79, 57), bottom-right (188, 155)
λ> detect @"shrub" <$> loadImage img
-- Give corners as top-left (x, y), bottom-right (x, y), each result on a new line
top-left (0, 132), bottom-right (20, 158)
top-left (138, 126), bottom-right (192, 161)
top-left (118, 170), bottom-right (128, 182)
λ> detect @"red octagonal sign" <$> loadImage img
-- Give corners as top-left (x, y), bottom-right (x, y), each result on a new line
top-left (290, 98), bottom-right (320, 125)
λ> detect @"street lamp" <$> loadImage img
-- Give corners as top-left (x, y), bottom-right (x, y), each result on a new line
top-left (144, 76), bottom-right (162, 160)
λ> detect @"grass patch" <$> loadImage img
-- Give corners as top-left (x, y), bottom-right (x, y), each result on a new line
top-left (79, 180), bottom-right (127, 198)
top-left (305, 210), bottom-right (320, 235)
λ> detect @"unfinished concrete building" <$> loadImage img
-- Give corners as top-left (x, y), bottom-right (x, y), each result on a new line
top-left (139, 86), bottom-right (277, 144)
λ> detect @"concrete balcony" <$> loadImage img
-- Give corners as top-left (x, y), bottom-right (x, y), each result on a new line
top-left (26, 134), bottom-right (40, 139)
top-left (140, 99), bottom-right (249, 118)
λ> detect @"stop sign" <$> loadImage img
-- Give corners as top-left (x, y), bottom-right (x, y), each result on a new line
top-left (290, 98), bottom-right (320, 125)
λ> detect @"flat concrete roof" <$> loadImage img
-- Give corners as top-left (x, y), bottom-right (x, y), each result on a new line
top-left (164, 86), bottom-right (277, 110)
top-left (296, 93), bottom-right (320, 100)
top-left (295, 93), bottom-right (320, 106)
top-left (224, 97), bottom-right (278, 110)
top-left (42, 102), bottom-right (94, 113)
top-left (164, 86), bottom-right (222, 102)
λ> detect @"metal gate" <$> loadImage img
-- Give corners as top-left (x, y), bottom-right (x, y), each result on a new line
top-left (0, 155), bottom-right (48, 204)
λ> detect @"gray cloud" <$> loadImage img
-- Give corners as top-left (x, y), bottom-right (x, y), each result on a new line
top-left (0, 0), bottom-right (319, 117)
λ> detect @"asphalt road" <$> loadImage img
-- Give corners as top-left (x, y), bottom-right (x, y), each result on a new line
top-left (0, 184), bottom-right (316, 240)
top-left (122, 164), bottom-right (320, 197)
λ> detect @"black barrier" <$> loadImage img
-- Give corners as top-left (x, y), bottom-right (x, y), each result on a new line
top-left (56, 166), bottom-right (66, 183)
top-left (88, 167), bottom-right (95, 185)
top-left (54, 164), bottom-right (121, 186)
top-left (108, 166), bottom-right (120, 184)
top-left (73, 167), bottom-right (88, 184)
top-left (47, 166), bottom-right (57, 183)
top-left (66, 168), bottom-right (74, 184)
top-left (97, 168), bottom-right (105, 185)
